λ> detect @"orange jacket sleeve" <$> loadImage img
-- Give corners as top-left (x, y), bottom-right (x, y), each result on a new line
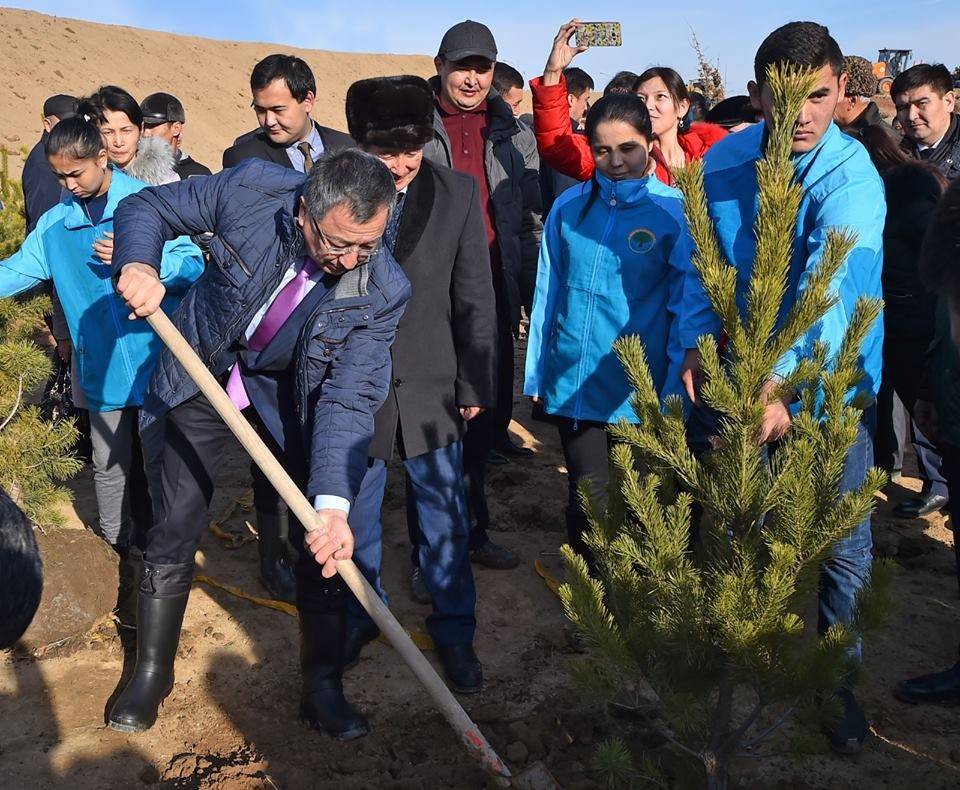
top-left (530, 75), bottom-right (596, 182)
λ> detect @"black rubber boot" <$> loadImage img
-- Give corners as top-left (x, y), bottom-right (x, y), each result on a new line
top-left (298, 578), bottom-right (369, 741)
top-left (114, 548), bottom-right (141, 631)
top-left (108, 561), bottom-right (193, 733)
top-left (257, 509), bottom-right (298, 604)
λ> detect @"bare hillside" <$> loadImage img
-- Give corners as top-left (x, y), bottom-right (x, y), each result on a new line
top-left (0, 7), bottom-right (436, 177)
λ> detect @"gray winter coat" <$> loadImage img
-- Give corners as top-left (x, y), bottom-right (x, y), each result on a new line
top-left (423, 79), bottom-right (542, 332)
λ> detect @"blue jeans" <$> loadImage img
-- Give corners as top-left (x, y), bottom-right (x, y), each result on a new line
top-left (348, 440), bottom-right (477, 647)
top-left (817, 408), bottom-right (876, 664)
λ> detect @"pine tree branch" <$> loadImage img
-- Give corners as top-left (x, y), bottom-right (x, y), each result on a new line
top-left (0, 373), bottom-right (24, 432)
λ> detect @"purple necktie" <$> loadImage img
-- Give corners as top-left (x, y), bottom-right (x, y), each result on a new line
top-left (226, 258), bottom-right (320, 410)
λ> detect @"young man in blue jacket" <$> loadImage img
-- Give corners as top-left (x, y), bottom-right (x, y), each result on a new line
top-left (107, 150), bottom-right (410, 741)
top-left (701, 22), bottom-right (885, 754)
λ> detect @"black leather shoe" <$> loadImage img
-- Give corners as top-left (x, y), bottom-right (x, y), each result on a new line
top-left (496, 438), bottom-right (535, 458)
top-left (343, 625), bottom-right (379, 670)
top-left (436, 643), bottom-right (483, 694)
top-left (470, 539), bottom-right (519, 570)
top-left (109, 562), bottom-right (193, 733)
top-left (894, 662), bottom-right (960, 705)
top-left (486, 449), bottom-right (509, 466)
top-left (893, 493), bottom-right (949, 519)
top-left (821, 688), bottom-right (869, 755)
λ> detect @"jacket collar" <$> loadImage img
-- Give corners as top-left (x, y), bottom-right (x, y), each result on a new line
top-left (392, 159), bottom-right (435, 264)
top-left (62, 166), bottom-right (138, 230)
top-left (595, 171), bottom-right (651, 207)
top-left (427, 76), bottom-right (520, 142)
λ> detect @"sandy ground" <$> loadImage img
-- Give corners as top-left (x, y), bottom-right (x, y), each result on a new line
top-left (0, 7), bottom-right (436, 180)
top-left (3, 348), bottom-right (960, 788)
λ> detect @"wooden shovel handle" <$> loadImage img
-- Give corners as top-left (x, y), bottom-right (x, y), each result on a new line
top-left (145, 308), bottom-right (512, 784)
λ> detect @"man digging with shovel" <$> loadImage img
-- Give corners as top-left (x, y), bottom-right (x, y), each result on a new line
top-left (107, 149), bottom-right (411, 739)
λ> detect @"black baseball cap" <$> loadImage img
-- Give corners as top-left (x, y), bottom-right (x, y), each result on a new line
top-left (140, 92), bottom-right (186, 125)
top-left (43, 94), bottom-right (77, 119)
top-left (437, 20), bottom-right (497, 63)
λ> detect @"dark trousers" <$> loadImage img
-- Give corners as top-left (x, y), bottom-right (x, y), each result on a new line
top-left (352, 441), bottom-right (476, 647)
top-left (938, 443), bottom-right (960, 597)
top-left (876, 334), bottom-right (948, 498)
top-left (140, 394), bottom-right (337, 595)
top-left (556, 418), bottom-right (611, 564)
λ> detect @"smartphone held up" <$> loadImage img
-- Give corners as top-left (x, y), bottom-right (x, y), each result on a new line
top-left (574, 22), bottom-right (622, 48)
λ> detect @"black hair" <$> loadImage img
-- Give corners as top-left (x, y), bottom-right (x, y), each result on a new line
top-left (603, 70), bottom-right (639, 96)
top-left (492, 62), bottom-right (524, 94)
top-left (45, 116), bottom-right (107, 161)
top-left (578, 94), bottom-right (654, 222)
top-left (78, 85), bottom-right (143, 127)
top-left (634, 67), bottom-right (690, 104)
top-left (564, 67), bottom-right (594, 97)
top-left (753, 22), bottom-right (843, 86)
top-left (891, 63), bottom-right (954, 99)
top-left (0, 487), bottom-right (43, 650)
top-left (251, 54), bottom-right (317, 102)
top-left (686, 91), bottom-right (710, 124)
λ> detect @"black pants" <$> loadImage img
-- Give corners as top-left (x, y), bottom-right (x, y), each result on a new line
top-left (938, 443), bottom-right (960, 597)
top-left (876, 333), bottom-right (948, 498)
top-left (140, 394), bottom-right (338, 595)
top-left (556, 418), bottom-right (611, 564)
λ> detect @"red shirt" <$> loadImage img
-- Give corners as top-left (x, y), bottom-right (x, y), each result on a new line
top-left (436, 95), bottom-right (500, 274)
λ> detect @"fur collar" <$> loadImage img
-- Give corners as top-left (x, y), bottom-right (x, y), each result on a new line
top-left (125, 136), bottom-right (179, 185)
top-left (392, 160), bottom-right (436, 264)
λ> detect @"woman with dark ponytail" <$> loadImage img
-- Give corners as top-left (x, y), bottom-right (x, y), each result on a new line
top-left (523, 94), bottom-right (716, 564)
top-left (0, 116), bottom-right (203, 616)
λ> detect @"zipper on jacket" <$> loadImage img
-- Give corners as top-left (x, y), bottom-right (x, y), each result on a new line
top-left (571, 184), bottom-right (619, 422)
top-left (221, 237), bottom-right (253, 277)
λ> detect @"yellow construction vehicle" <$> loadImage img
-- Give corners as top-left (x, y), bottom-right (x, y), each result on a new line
top-left (873, 49), bottom-right (914, 94)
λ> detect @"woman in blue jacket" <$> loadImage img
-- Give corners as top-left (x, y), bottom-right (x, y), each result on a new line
top-left (524, 94), bottom-right (715, 564)
top-left (0, 117), bottom-right (203, 559)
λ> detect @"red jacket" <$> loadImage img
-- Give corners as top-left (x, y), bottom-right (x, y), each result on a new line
top-left (530, 75), bottom-right (727, 186)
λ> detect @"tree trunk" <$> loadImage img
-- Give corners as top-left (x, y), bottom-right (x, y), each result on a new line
top-left (703, 754), bottom-right (729, 790)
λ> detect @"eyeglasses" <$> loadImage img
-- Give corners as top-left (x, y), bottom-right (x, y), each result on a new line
top-left (309, 215), bottom-right (381, 263)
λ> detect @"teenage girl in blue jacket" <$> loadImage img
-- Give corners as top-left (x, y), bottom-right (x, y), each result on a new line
top-left (524, 93), bottom-right (716, 563)
top-left (0, 117), bottom-right (202, 557)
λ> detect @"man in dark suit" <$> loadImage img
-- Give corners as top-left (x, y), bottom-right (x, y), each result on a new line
top-left (222, 53), bottom-right (355, 601)
top-left (342, 76), bottom-right (498, 694)
top-left (223, 53), bottom-right (354, 171)
top-left (22, 94), bottom-right (77, 232)
top-left (108, 150), bottom-right (410, 739)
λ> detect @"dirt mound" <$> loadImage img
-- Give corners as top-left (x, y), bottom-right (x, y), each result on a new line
top-left (20, 525), bottom-right (118, 654)
top-left (0, 7), bottom-right (435, 179)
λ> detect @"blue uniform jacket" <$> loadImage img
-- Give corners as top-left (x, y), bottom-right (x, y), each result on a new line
top-left (703, 121), bottom-right (885, 400)
top-left (524, 172), bottom-right (716, 423)
top-left (110, 159), bottom-right (411, 506)
top-left (0, 167), bottom-right (203, 411)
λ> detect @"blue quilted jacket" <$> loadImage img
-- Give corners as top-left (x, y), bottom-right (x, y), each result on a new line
top-left (111, 159), bottom-right (411, 505)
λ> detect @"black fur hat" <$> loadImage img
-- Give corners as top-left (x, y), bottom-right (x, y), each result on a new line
top-left (346, 75), bottom-right (436, 150)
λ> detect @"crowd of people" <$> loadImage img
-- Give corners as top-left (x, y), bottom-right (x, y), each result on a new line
top-left (2, 14), bottom-right (960, 761)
